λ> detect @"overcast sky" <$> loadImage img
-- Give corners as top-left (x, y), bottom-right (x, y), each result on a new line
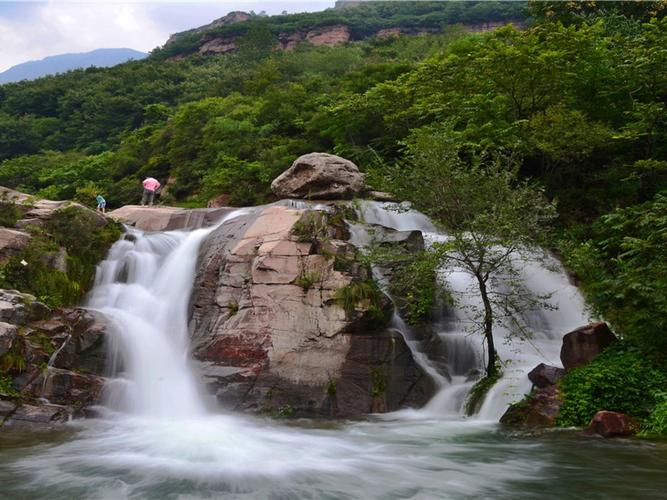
top-left (0, 1), bottom-right (335, 72)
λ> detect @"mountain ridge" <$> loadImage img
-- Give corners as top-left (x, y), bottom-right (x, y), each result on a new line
top-left (0, 48), bottom-right (148, 84)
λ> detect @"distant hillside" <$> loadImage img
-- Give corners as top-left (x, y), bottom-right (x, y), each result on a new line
top-left (0, 48), bottom-right (147, 84)
top-left (156, 1), bottom-right (526, 59)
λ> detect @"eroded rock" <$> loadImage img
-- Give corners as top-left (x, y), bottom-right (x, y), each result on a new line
top-left (271, 153), bottom-right (365, 200)
top-left (500, 386), bottom-right (562, 426)
top-left (190, 204), bottom-right (432, 417)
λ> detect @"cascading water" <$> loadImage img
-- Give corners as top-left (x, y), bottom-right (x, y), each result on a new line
top-left (1, 203), bottom-right (666, 500)
top-left (86, 224), bottom-right (218, 417)
top-left (354, 201), bottom-right (590, 420)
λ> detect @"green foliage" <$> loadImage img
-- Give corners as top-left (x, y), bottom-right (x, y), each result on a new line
top-left (464, 368), bottom-right (503, 416)
top-left (370, 367), bottom-right (387, 397)
top-left (294, 270), bottom-right (322, 291)
top-left (291, 213), bottom-right (329, 244)
top-left (562, 193), bottom-right (667, 353)
top-left (0, 375), bottom-right (19, 397)
top-left (0, 201), bottom-right (21, 227)
top-left (277, 404), bottom-right (295, 417)
top-left (334, 279), bottom-right (383, 317)
top-left (326, 376), bottom-right (337, 397)
top-left (641, 393), bottom-right (667, 436)
top-left (0, 206), bottom-right (121, 307)
top-left (557, 344), bottom-right (667, 427)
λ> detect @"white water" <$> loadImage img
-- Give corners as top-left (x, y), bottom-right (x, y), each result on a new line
top-left (3, 203), bottom-right (667, 500)
top-left (355, 201), bottom-right (590, 419)
top-left (86, 211), bottom-right (248, 417)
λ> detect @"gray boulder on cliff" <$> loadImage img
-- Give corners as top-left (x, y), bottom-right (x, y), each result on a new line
top-left (270, 153), bottom-right (366, 200)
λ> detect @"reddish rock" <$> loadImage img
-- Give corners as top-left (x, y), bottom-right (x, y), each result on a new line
top-left (560, 322), bottom-right (617, 371)
top-left (586, 411), bottom-right (639, 438)
top-left (500, 386), bottom-right (562, 426)
top-left (528, 363), bottom-right (565, 388)
top-left (305, 24), bottom-right (350, 47)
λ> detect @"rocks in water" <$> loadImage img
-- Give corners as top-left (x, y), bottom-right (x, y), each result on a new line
top-left (270, 153), bottom-right (365, 200)
top-left (585, 411), bottom-right (639, 438)
top-left (560, 322), bottom-right (617, 371)
top-left (0, 301), bottom-right (110, 430)
top-left (500, 386), bottom-right (562, 426)
top-left (190, 204), bottom-right (433, 417)
top-left (528, 363), bottom-right (565, 389)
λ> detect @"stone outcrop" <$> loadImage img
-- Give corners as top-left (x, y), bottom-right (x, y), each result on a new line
top-left (0, 302), bottom-right (110, 429)
top-left (199, 38), bottom-right (237, 55)
top-left (528, 363), bottom-right (565, 389)
top-left (271, 153), bottom-right (366, 200)
top-left (0, 228), bottom-right (31, 261)
top-left (585, 411), bottom-right (639, 438)
top-left (189, 203), bottom-right (433, 417)
top-left (560, 322), bottom-right (617, 371)
top-left (306, 24), bottom-right (351, 46)
top-left (109, 205), bottom-right (234, 231)
top-left (500, 385), bottom-right (562, 426)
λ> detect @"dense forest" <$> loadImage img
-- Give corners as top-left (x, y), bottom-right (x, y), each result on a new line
top-left (1, 1), bottom-right (667, 434)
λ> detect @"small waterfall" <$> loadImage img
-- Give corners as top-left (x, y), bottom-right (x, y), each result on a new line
top-left (86, 210), bottom-right (244, 418)
top-left (353, 201), bottom-right (590, 419)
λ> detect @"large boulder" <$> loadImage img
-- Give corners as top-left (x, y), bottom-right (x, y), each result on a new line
top-left (560, 322), bottom-right (617, 371)
top-left (189, 204), bottom-right (433, 417)
top-left (500, 385), bottom-right (562, 426)
top-left (528, 363), bottom-right (565, 388)
top-left (271, 153), bottom-right (365, 200)
top-left (586, 410), bottom-right (639, 438)
top-left (0, 228), bottom-right (31, 261)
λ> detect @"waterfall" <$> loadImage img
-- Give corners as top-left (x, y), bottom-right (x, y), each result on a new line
top-left (354, 201), bottom-right (590, 419)
top-left (86, 210), bottom-right (244, 418)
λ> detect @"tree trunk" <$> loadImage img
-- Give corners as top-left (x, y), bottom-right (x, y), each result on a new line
top-left (476, 274), bottom-right (497, 378)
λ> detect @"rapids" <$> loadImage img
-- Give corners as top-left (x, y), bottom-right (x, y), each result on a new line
top-left (1, 202), bottom-right (665, 500)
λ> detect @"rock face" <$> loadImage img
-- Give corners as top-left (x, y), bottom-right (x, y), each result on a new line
top-left (190, 203), bottom-right (433, 417)
top-left (586, 411), bottom-right (639, 438)
top-left (500, 386), bottom-right (562, 426)
top-left (0, 228), bottom-right (31, 261)
top-left (271, 153), bottom-right (366, 200)
top-left (0, 304), bottom-right (110, 429)
top-left (528, 363), bottom-right (565, 389)
top-left (560, 322), bottom-right (617, 371)
top-left (109, 205), bottom-right (234, 231)
top-left (305, 24), bottom-right (351, 46)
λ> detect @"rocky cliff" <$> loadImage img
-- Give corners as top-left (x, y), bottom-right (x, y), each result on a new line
top-left (190, 202), bottom-right (434, 417)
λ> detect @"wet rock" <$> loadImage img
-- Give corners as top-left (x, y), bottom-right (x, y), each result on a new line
top-left (2, 403), bottom-right (72, 428)
top-left (190, 204), bottom-right (433, 417)
top-left (528, 363), bottom-right (565, 388)
top-left (586, 411), bottom-right (639, 438)
top-left (0, 399), bottom-right (16, 418)
top-left (560, 322), bottom-right (617, 371)
top-left (500, 386), bottom-right (562, 426)
top-left (0, 321), bottom-right (17, 356)
top-left (271, 153), bottom-right (365, 200)
top-left (41, 368), bottom-right (106, 406)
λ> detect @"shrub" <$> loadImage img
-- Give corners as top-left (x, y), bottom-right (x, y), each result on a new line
top-left (0, 201), bottom-right (21, 227)
top-left (556, 344), bottom-right (667, 427)
top-left (640, 394), bottom-right (667, 437)
top-left (334, 279), bottom-right (383, 316)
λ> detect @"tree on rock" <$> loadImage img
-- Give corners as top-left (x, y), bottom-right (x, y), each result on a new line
top-left (382, 124), bottom-right (558, 378)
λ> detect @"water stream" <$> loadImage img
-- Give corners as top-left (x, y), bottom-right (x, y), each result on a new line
top-left (0, 203), bottom-right (665, 499)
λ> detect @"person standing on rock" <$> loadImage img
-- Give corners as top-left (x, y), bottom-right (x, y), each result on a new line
top-left (95, 194), bottom-right (106, 214)
top-left (141, 177), bottom-right (161, 206)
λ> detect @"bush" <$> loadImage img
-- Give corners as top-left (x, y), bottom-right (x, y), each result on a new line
top-left (641, 394), bottom-right (667, 437)
top-left (556, 344), bottom-right (667, 427)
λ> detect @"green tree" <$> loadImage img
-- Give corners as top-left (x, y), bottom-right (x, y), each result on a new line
top-left (383, 125), bottom-right (557, 378)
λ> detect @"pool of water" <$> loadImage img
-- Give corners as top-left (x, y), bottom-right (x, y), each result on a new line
top-left (0, 413), bottom-right (665, 500)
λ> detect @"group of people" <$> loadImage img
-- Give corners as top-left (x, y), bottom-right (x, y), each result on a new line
top-left (95, 177), bottom-right (161, 214)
